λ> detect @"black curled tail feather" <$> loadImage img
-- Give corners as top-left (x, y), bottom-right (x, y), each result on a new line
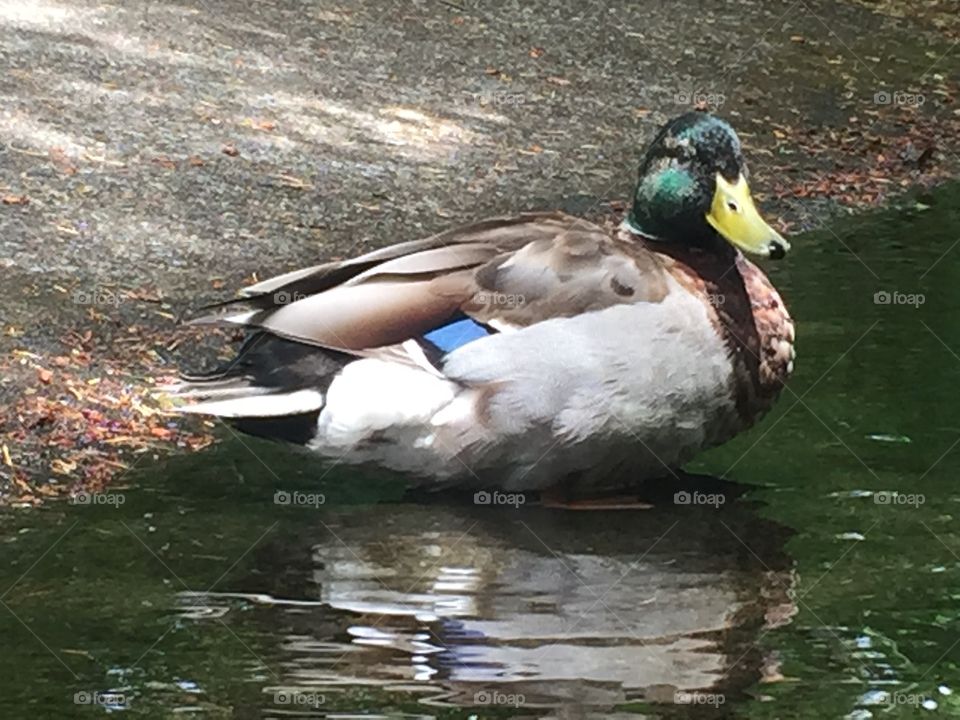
top-left (182, 332), bottom-right (352, 388)
top-left (175, 332), bottom-right (353, 445)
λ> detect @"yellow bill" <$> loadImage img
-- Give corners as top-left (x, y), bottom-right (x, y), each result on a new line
top-left (706, 173), bottom-right (790, 258)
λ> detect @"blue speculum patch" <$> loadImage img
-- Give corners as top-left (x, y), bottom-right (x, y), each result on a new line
top-left (422, 315), bottom-right (492, 352)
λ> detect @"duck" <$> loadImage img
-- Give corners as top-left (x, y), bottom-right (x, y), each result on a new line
top-left (176, 111), bottom-right (795, 499)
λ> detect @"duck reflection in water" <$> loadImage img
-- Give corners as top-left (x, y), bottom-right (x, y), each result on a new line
top-left (180, 477), bottom-right (796, 715)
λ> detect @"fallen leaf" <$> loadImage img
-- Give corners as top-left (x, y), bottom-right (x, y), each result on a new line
top-left (51, 458), bottom-right (77, 475)
top-left (38, 369), bottom-right (53, 384)
top-left (222, 144), bottom-right (240, 157)
top-left (1, 195), bottom-right (29, 205)
top-left (269, 173), bottom-right (312, 189)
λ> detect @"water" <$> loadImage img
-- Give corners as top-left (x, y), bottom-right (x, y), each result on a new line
top-left (3, 184), bottom-right (960, 718)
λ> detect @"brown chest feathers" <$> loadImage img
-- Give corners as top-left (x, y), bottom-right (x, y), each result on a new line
top-left (657, 244), bottom-right (795, 428)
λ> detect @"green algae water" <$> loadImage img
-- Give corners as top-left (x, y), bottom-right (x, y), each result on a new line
top-left (2, 184), bottom-right (960, 718)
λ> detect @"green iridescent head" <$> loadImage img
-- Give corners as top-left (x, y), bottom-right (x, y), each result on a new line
top-left (627, 112), bottom-right (789, 259)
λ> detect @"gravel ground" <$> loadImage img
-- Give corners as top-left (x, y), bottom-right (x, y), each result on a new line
top-left (0, 0), bottom-right (957, 499)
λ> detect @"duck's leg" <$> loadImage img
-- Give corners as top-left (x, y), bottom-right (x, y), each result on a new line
top-left (538, 482), bottom-right (654, 511)
top-left (540, 494), bottom-right (655, 510)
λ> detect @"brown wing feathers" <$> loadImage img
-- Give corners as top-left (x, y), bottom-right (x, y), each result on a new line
top-left (190, 213), bottom-right (666, 354)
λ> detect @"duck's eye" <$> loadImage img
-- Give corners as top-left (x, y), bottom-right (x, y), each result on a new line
top-left (726, 200), bottom-right (740, 213)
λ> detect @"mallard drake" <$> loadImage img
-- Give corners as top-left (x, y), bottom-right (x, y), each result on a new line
top-left (177, 112), bottom-right (794, 494)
